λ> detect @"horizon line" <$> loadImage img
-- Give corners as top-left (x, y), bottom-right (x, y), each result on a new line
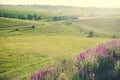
top-left (0, 4), bottom-right (120, 8)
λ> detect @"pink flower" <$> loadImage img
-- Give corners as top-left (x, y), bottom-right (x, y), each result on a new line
top-left (77, 53), bottom-right (86, 62)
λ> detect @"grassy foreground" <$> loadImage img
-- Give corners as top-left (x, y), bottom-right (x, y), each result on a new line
top-left (0, 35), bottom-right (110, 79)
top-left (30, 40), bottom-right (120, 80)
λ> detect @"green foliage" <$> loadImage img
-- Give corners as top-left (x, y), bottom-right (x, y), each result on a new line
top-left (94, 56), bottom-right (115, 80)
top-left (114, 49), bottom-right (120, 60)
top-left (71, 43), bottom-right (120, 80)
top-left (88, 31), bottom-right (94, 37)
top-left (114, 61), bottom-right (120, 80)
top-left (18, 15), bottom-right (26, 20)
top-left (15, 28), bottom-right (19, 31)
top-left (27, 14), bottom-right (33, 20)
top-left (0, 13), bottom-right (43, 21)
top-left (53, 16), bottom-right (78, 21)
top-left (111, 34), bottom-right (119, 39)
top-left (32, 25), bottom-right (35, 29)
top-left (0, 13), bottom-right (2, 17)
top-left (0, 6), bottom-right (55, 21)
top-left (34, 15), bottom-right (41, 21)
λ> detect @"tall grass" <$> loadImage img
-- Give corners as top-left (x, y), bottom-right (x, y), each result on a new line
top-left (31, 40), bottom-right (120, 80)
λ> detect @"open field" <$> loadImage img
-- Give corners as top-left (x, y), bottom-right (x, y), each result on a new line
top-left (0, 17), bottom-right (120, 37)
top-left (0, 17), bottom-right (89, 37)
top-left (78, 16), bottom-right (120, 35)
top-left (0, 5), bottom-right (120, 80)
top-left (0, 17), bottom-right (118, 79)
top-left (0, 35), bottom-right (111, 79)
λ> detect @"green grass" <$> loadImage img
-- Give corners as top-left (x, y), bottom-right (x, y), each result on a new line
top-left (0, 18), bottom-right (88, 37)
top-left (0, 16), bottom-right (119, 79)
top-left (1, 15), bottom-right (120, 37)
top-left (0, 18), bottom-right (30, 28)
top-left (0, 35), bottom-right (110, 79)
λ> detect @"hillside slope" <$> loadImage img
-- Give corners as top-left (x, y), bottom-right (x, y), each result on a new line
top-left (0, 17), bottom-right (120, 37)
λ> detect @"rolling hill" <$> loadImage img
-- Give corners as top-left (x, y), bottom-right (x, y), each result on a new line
top-left (0, 5), bottom-right (120, 80)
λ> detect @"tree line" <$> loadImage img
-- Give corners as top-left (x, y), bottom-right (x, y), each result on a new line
top-left (0, 13), bottom-right (79, 21)
top-left (0, 13), bottom-right (42, 21)
top-left (53, 16), bottom-right (78, 21)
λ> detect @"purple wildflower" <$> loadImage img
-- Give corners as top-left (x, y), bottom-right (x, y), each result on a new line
top-left (37, 70), bottom-right (46, 79)
top-left (31, 68), bottom-right (56, 80)
top-left (77, 40), bottom-right (120, 62)
top-left (77, 52), bottom-right (86, 61)
top-left (31, 74), bottom-right (37, 80)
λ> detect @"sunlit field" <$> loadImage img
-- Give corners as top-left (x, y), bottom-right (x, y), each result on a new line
top-left (0, 5), bottom-right (120, 80)
top-left (0, 35), bottom-right (111, 79)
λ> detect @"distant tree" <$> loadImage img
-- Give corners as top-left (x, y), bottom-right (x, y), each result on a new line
top-left (58, 16), bottom-right (62, 20)
top-left (88, 31), bottom-right (94, 37)
top-left (15, 28), bottom-right (19, 31)
top-left (32, 25), bottom-right (35, 29)
top-left (37, 16), bottom-right (41, 21)
top-left (8, 14), bottom-right (18, 18)
top-left (18, 15), bottom-right (21, 19)
top-left (27, 14), bottom-right (33, 20)
top-left (3, 13), bottom-right (8, 17)
top-left (53, 16), bottom-right (77, 21)
top-left (18, 15), bottom-right (26, 20)
top-left (34, 14), bottom-right (37, 20)
top-left (65, 22), bottom-right (72, 25)
top-left (0, 13), bottom-right (2, 17)
top-left (112, 35), bottom-right (117, 38)
top-left (53, 16), bottom-right (58, 21)
top-left (33, 15), bottom-right (41, 21)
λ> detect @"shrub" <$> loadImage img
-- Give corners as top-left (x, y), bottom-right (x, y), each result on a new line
top-left (32, 25), bottom-right (35, 29)
top-left (88, 31), bottom-right (94, 37)
top-left (76, 40), bottom-right (120, 80)
top-left (114, 61), bottom-right (120, 80)
top-left (15, 28), bottom-right (19, 31)
top-left (94, 56), bottom-right (115, 80)
top-left (112, 35), bottom-right (117, 38)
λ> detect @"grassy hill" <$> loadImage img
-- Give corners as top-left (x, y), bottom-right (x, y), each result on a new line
top-left (1, 16), bottom-right (120, 37)
top-left (73, 16), bottom-right (120, 37)
top-left (0, 5), bottom-right (120, 80)
top-left (0, 16), bottom-right (119, 79)
top-left (0, 17), bottom-right (88, 37)
top-left (0, 35), bottom-right (110, 80)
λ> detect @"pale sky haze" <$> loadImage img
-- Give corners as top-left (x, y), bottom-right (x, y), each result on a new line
top-left (0, 0), bottom-right (120, 8)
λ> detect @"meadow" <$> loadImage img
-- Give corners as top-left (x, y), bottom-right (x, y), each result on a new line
top-left (77, 16), bottom-right (120, 36)
top-left (0, 5), bottom-right (120, 80)
top-left (0, 35), bottom-right (111, 79)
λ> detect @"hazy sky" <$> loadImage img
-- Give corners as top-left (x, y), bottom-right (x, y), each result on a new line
top-left (0, 0), bottom-right (120, 8)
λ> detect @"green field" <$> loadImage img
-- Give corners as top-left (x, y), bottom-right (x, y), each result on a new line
top-left (0, 35), bottom-right (111, 79)
top-left (0, 5), bottom-right (120, 80)
top-left (0, 17), bottom-right (117, 79)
